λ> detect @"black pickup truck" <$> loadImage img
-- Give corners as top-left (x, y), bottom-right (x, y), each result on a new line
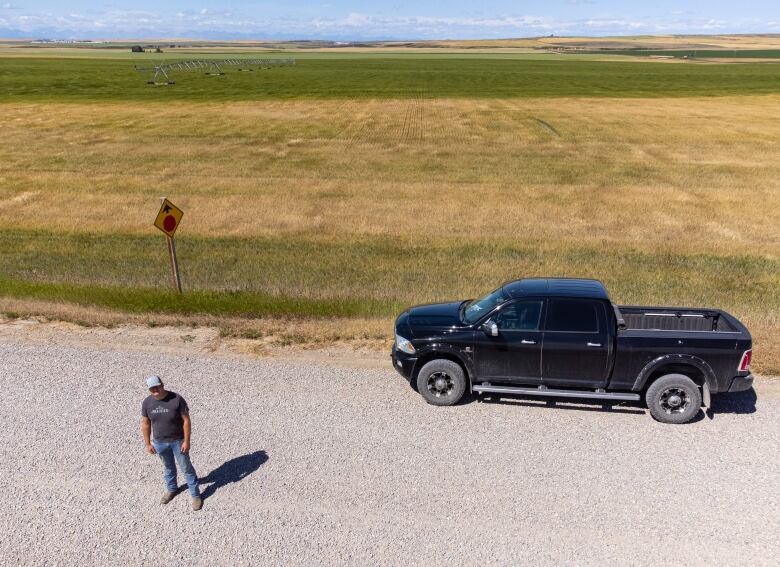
top-left (391, 278), bottom-right (753, 424)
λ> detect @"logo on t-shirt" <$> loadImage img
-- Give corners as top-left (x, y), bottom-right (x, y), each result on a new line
top-left (150, 407), bottom-right (170, 414)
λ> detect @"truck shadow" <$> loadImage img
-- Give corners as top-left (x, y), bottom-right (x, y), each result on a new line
top-left (475, 394), bottom-right (646, 415)
top-left (473, 387), bottom-right (758, 422)
top-left (706, 388), bottom-right (758, 419)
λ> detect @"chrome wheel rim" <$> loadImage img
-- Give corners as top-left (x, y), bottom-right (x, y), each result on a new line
top-left (427, 371), bottom-right (454, 398)
top-left (659, 387), bottom-right (690, 414)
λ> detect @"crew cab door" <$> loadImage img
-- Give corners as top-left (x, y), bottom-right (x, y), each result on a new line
top-left (542, 298), bottom-right (610, 388)
top-left (473, 299), bottom-right (544, 384)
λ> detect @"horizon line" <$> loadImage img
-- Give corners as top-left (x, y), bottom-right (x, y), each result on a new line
top-left (3, 32), bottom-right (780, 43)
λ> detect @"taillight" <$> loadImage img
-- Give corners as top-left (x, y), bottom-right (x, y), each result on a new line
top-left (738, 349), bottom-right (752, 372)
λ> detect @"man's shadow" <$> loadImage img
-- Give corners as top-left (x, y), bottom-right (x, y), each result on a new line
top-left (198, 450), bottom-right (268, 501)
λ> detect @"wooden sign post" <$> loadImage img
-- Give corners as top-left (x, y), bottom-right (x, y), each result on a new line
top-left (153, 197), bottom-right (184, 293)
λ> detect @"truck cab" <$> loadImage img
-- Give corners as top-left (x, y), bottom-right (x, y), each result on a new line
top-left (391, 278), bottom-right (753, 424)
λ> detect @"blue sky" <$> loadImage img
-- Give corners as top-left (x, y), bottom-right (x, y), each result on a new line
top-left (1, 1), bottom-right (777, 40)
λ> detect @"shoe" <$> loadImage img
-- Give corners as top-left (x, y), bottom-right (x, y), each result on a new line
top-left (192, 497), bottom-right (203, 511)
top-left (160, 491), bottom-right (176, 505)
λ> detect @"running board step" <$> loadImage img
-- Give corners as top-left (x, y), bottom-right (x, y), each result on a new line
top-left (472, 384), bottom-right (640, 401)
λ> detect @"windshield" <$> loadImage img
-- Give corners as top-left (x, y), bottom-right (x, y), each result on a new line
top-left (462, 287), bottom-right (508, 324)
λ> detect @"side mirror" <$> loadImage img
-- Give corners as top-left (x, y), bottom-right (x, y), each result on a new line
top-left (483, 320), bottom-right (499, 337)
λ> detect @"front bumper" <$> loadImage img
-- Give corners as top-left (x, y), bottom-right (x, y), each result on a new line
top-left (728, 374), bottom-right (754, 393)
top-left (391, 346), bottom-right (417, 380)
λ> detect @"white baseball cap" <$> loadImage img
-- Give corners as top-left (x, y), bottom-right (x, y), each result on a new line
top-left (146, 375), bottom-right (163, 388)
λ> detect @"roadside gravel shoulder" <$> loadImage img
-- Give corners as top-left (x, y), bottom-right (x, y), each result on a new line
top-left (1, 321), bottom-right (778, 566)
top-left (0, 316), bottom-right (389, 368)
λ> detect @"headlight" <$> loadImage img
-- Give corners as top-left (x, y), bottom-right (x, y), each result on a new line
top-left (395, 334), bottom-right (416, 355)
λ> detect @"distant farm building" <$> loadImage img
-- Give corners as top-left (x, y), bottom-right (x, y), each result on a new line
top-left (131, 45), bottom-right (144, 53)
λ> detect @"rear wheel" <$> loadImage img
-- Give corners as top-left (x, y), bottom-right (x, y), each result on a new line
top-left (416, 359), bottom-right (467, 406)
top-left (645, 373), bottom-right (702, 424)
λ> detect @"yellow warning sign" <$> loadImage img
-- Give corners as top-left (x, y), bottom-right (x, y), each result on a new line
top-left (154, 198), bottom-right (184, 237)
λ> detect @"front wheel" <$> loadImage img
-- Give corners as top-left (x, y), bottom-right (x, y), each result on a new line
top-left (645, 374), bottom-right (702, 424)
top-left (416, 359), bottom-right (467, 406)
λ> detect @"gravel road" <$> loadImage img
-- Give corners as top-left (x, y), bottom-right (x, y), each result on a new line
top-left (1, 339), bottom-right (778, 566)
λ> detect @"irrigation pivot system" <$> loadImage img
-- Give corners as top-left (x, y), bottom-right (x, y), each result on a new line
top-left (135, 58), bottom-right (296, 85)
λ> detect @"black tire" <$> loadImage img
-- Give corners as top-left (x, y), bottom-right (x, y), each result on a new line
top-left (416, 359), bottom-right (467, 406)
top-left (645, 373), bottom-right (702, 424)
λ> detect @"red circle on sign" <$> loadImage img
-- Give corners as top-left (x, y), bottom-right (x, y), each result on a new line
top-left (163, 215), bottom-right (177, 232)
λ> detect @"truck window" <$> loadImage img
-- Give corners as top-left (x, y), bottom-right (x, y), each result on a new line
top-left (546, 299), bottom-right (600, 333)
top-left (463, 286), bottom-right (509, 324)
top-left (496, 301), bottom-right (543, 330)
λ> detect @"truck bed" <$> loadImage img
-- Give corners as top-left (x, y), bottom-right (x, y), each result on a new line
top-left (617, 306), bottom-right (739, 333)
top-left (609, 305), bottom-right (751, 393)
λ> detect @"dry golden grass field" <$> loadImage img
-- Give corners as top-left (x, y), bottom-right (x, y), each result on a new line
top-left (0, 47), bottom-right (778, 372)
top-left (420, 34), bottom-right (780, 50)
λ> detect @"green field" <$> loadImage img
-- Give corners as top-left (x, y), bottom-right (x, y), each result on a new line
top-left (1, 55), bottom-right (779, 102)
top-left (1, 50), bottom-right (779, 372)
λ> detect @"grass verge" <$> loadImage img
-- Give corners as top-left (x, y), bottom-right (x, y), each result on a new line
top-left (0, 297), bottom-right (392, 351)
top-left (0, 276), bottom-right (403, 319)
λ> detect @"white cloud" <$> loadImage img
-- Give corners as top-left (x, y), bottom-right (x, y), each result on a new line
top-left (584, 19), bottom-right (647, 29)
top-left (344, 12), bottom-right (370, 26)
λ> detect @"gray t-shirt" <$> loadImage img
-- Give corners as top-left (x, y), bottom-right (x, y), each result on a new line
top-left (141, 391), bottom-right (189, 442)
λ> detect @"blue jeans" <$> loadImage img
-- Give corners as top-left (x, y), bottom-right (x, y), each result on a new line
top-left (152, 439), bottom-right (201, 498)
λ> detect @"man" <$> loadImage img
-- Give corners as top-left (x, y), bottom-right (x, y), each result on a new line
top-left (141, 375), bottom-right (203, 511)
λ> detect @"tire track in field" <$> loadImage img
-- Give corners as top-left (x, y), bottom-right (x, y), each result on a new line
top-left (438, 100), bottom-right (468, 146)
top-left (340, 100), bottom-right (378, 148)
top-left (532, 117), bottom-right (560, 137)
top-left (399, 91), bottom-right (426, 144)
top-left (400, 97), bottom-right (414, 143)
top-left (329, 99), bottom-right (359, 142)
top-left (390, 98), bottom-right (408, 145)
top-left (416, 92), bottom-right (426, 143)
